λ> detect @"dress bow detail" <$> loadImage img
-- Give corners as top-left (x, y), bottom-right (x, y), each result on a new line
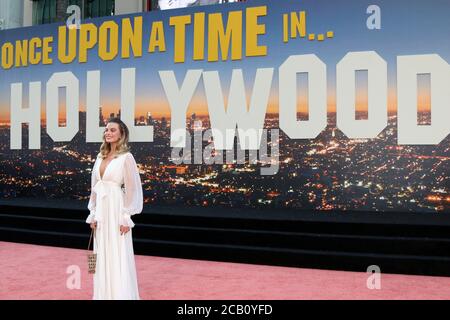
top-left (93, 180), bottom-right (121, 225)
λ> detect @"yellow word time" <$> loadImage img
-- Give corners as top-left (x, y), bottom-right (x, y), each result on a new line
top-left (1, 5), bottom-right (268, 69)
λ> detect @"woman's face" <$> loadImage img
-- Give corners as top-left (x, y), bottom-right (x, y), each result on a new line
top-left (104, 122), bottom-right (121, 144)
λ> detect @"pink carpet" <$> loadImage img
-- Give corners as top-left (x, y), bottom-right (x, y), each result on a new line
top-left (1, 241), bottom-right (449, 300)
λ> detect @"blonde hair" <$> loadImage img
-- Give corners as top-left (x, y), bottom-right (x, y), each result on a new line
top-left (98, 118), bottom-right (131, 159)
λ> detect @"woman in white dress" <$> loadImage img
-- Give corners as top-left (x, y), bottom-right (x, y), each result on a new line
top-left (85, 118), bottom-right (143, 300)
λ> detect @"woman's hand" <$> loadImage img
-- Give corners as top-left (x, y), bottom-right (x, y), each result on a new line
top-left (120, 225), bottom-right (130, 235)
top-left (90, 221), bottom-right (97, 230)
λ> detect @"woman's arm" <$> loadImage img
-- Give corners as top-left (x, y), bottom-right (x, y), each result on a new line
top-left (86, 157), bottom-right (98, 224)
top-left (121, 152), bottom-right (144, 228)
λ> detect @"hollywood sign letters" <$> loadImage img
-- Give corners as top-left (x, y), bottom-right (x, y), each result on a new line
top-left (8, 51), bottom-right (450, 150)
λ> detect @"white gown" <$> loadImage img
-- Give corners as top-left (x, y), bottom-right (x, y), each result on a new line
top-left (85, 151), bottom-right (143, 300)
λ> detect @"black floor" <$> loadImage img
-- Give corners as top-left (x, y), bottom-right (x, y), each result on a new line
top-left (1, 203), bottom-right (450, 277)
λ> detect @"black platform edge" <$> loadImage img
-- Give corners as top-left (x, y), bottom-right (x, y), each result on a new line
top-left (1, 203), bottom-right (450, 277)
top-left (1, 198), bottom-right (450, 225)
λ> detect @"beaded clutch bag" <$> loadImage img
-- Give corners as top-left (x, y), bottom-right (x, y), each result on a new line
top-left (87, 229), bottom-right (97, 274)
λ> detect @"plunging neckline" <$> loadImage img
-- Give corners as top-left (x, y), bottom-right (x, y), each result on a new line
top-left (99, 156), bottom-right (116, 180)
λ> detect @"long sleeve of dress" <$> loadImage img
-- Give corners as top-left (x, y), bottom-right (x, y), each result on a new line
top-left (120, 153), bottom-right (143, 228)
top-left (86, 157), bottom-right (98, 224)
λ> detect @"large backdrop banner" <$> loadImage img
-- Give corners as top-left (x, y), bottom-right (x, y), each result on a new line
top-left (0, 0), bottom-right (449, 214)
